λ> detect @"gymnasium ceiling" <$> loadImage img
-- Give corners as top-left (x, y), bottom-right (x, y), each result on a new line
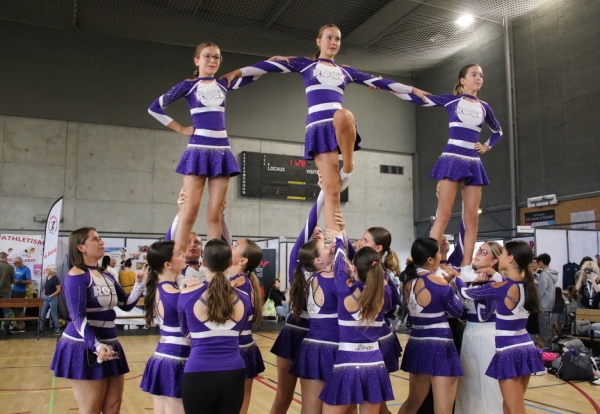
top-left (0, 0), bottom-right (555, 75)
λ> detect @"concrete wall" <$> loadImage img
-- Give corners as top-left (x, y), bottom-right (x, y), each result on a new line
top-left (512, 0), bottom-right (600, 201)
top-left (0, 115), bottom-right (415, 260)
top-left (413, 24), bottom-right (511, 238)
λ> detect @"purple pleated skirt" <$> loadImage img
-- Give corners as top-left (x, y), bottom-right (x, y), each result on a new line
top-left (378, 329), bottom-right (402, 373)
top-left (321, 361), bottom-right (393, 405)
top-left (290, 338), bottom-right (338, 381)
top-left (304, 120), bottom-right (361, 160)
top-left (486, 343), bottom-right (544, 379)
top-left (176, 145), bottom-right (241, 177)
top-left (400, 337), bottom-right (463, 377)
top-left (270, 324), bottom-right (309, 361)
top-left (140, 353), bottom-right (187, 398)
top-left (51, 336), bottom-right (129, 380)
top-left (429, 146), bottom-right (489, 186)
top-left (240, 342), bottom-right (265, 379)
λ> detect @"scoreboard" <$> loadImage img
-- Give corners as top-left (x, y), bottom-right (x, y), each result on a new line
top-left (240, 151), bottom-right (349, 202)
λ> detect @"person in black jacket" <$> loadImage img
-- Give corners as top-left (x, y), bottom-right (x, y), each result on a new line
top-left (268, 279), bottom-right (289, 320)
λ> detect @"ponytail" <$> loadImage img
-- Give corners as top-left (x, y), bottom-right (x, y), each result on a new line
top-left (290, 265), bottom-right (309, 318)
top-left (383, 249), bottom-right (400, 274)
top-left (453, 83), bottom-right (465, 96)
top-left (207, 271), bottom-right (235, 323)
top-left (404, 262), bottom-right (418, 280)
top-left (523, 268), bottom-right (541, 314)
top-left (143, 268), bottom-right (159, 326)
top-left (289, 239), bottom-right (321, 318)
top-left (248, 271), bottom-right (263, 326)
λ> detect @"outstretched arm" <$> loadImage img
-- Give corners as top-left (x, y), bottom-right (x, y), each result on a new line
top-left (342, 66), bottom-right (429, 100)
top-left (221, 56), bottom-right (307, 87)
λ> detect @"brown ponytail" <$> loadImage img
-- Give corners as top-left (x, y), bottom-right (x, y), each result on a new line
top-left (289, 239), bottom-right (321, 318)
top-left (366, 227), bottom-right (400, 273)
top-left (354, 247), bottom-right (385, 324)
top-left (240, 239), bottom-right (264, 326)
top-left (204, 239), bottom-right (235, 323)
top-left (504, 241), bottom-right (541, 314)
top-left (144, 241), bottom-right (177, 327)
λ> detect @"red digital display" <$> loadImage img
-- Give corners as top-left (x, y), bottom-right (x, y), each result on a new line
top-left (289, 159), bottom-right (307, 167)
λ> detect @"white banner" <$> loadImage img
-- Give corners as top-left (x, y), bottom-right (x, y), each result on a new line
top-left (42, 197), bottom-right (63, 271)
top-left (0, 234), bottom-right (44, 296)
top-left (570, 210), bottom-right (596, 230)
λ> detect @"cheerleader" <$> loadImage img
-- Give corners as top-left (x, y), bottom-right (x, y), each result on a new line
top-left (50, 228), bottom-right (147, 414)
top-left (454, 241), bottom-right (503, 414)
top-left (454, 241), bottom-right (543, 414)
top-left (178, 239), bottom-right (251, 413)
top-left (140, 241), bottom-right (191, 414)
top-left (148, 42), bottom-right (258, 253)
top-left (399, 238), bottom-right (464, 414)
top-left (221, 24), bottom-right (428, 235)
top-left (269, 190), bottom-right (324, 414)
top-left (394, 64), bottom-right (502, 269)
top-left (321, 234), bottom-right (393, 414)
top-left (229, 239), bottom-right (265, 414)
top-left (359, 227), bottom-right (402, 414)
top-left (289, 236), bottom-right (337, 414)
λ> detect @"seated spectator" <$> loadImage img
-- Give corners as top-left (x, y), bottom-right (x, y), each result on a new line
top-left (268, 279), bottom-right (289, 320)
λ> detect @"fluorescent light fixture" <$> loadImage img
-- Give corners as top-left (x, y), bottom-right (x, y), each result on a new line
top-left (455, 14), bottom-right (475, 27)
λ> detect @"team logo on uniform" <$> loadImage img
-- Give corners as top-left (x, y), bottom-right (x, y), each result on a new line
top-left (195, 83), bottom-right (225, 107)
top-left (313, 64), bottom-right (344, 86)
top-left (456, 100), bottom-right (483, 125)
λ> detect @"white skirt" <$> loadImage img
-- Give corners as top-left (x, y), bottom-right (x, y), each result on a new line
top-left (455, 321), bottom-right (503, 414)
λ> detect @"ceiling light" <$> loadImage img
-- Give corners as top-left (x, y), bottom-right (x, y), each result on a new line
top-left (455, 14), bottom-right (475, 27)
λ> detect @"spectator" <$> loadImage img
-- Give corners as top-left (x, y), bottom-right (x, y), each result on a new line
top-left (101, 256), bottom-right (119, 279)
top-left (11, 256), bottom-right (32, 333)
top-left (176, 233), bottom-right (206, 288)
top-left (550, 286), bottom-right (566, 341)
top-left (537, 253), bottom-right (558, 350)
top-left (0, 252), bottom-right (15, 335)
top-left (38, 264), bottom-right (62, 336)
top-left (118, 259), bottom-right (136, 294)
top-left (574, 261), bottom-right (600, 309)
top-left (268, 279), bottom-right (289, 320)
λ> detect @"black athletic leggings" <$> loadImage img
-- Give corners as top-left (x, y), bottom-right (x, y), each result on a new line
top-left (182, 369), bottom-right (245, 414)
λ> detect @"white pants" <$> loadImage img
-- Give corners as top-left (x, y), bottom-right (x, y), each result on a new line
top-left (455, 321), bottom-right (503, 414)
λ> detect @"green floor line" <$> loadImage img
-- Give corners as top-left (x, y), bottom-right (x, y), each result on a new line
top-left (48, 375), bottom-right (56, 414)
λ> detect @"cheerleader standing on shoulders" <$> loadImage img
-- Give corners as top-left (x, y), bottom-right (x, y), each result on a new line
top-left (393, 64), bottom-right (503, 270)
top-left (177, 239), bottom-right (251, 413)
top-left (148, 42), bottom-right (259, 252)
top-left (51, 228), bottom-right (147, 414)
top-left (229, 238), bottom-right (265, 414)
top-left (269, 189), bottom-right (324, 414)
top-left (321, 232), bottom-right (393, 414)
top-left (454, 241), bottom-right (503, 414)
top-left (454, 241), bottom-right (543, 414)
top-left (140, 241), bottom-right (194, 414)
top-left (221, 24), bottom-right (428, 236)
top-left (289, 233), bottom-right (338, 414)
top-left (399, 237), bottom-right (464, 414)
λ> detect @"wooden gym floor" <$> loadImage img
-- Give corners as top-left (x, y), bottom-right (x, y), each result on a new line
top-left (1, 329), bottom-right (599, 414)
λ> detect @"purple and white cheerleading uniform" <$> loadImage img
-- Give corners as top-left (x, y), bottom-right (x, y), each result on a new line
top-left (395, 93), bottom-right (502, 186)
top-left (148, 76), bottom-right (256, 177)
top-left (320, 237), bottom-right (393, 405)
top-left (230, 273), bottom-right (265, 379)
top-left (290, 268), bottom-right (339, 381)
top-left (455, 278), bottom-right (544, 379)
top-left (401, 271), bottom-right (464, 376)
top-left (51, 267), bottom-right (145, 380)
top-left (455, 278), bottom-right (502, 414)
top-left (178, 283), bottom-right (251, 372)
top-left (140, 281), bottom-right (190, 397)
top-left (378, 268), bottom-right (402, 373)
top-left (239, 58), bottom-right (413, 159)
top-left (270, 191), bottom-right (324, 360)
